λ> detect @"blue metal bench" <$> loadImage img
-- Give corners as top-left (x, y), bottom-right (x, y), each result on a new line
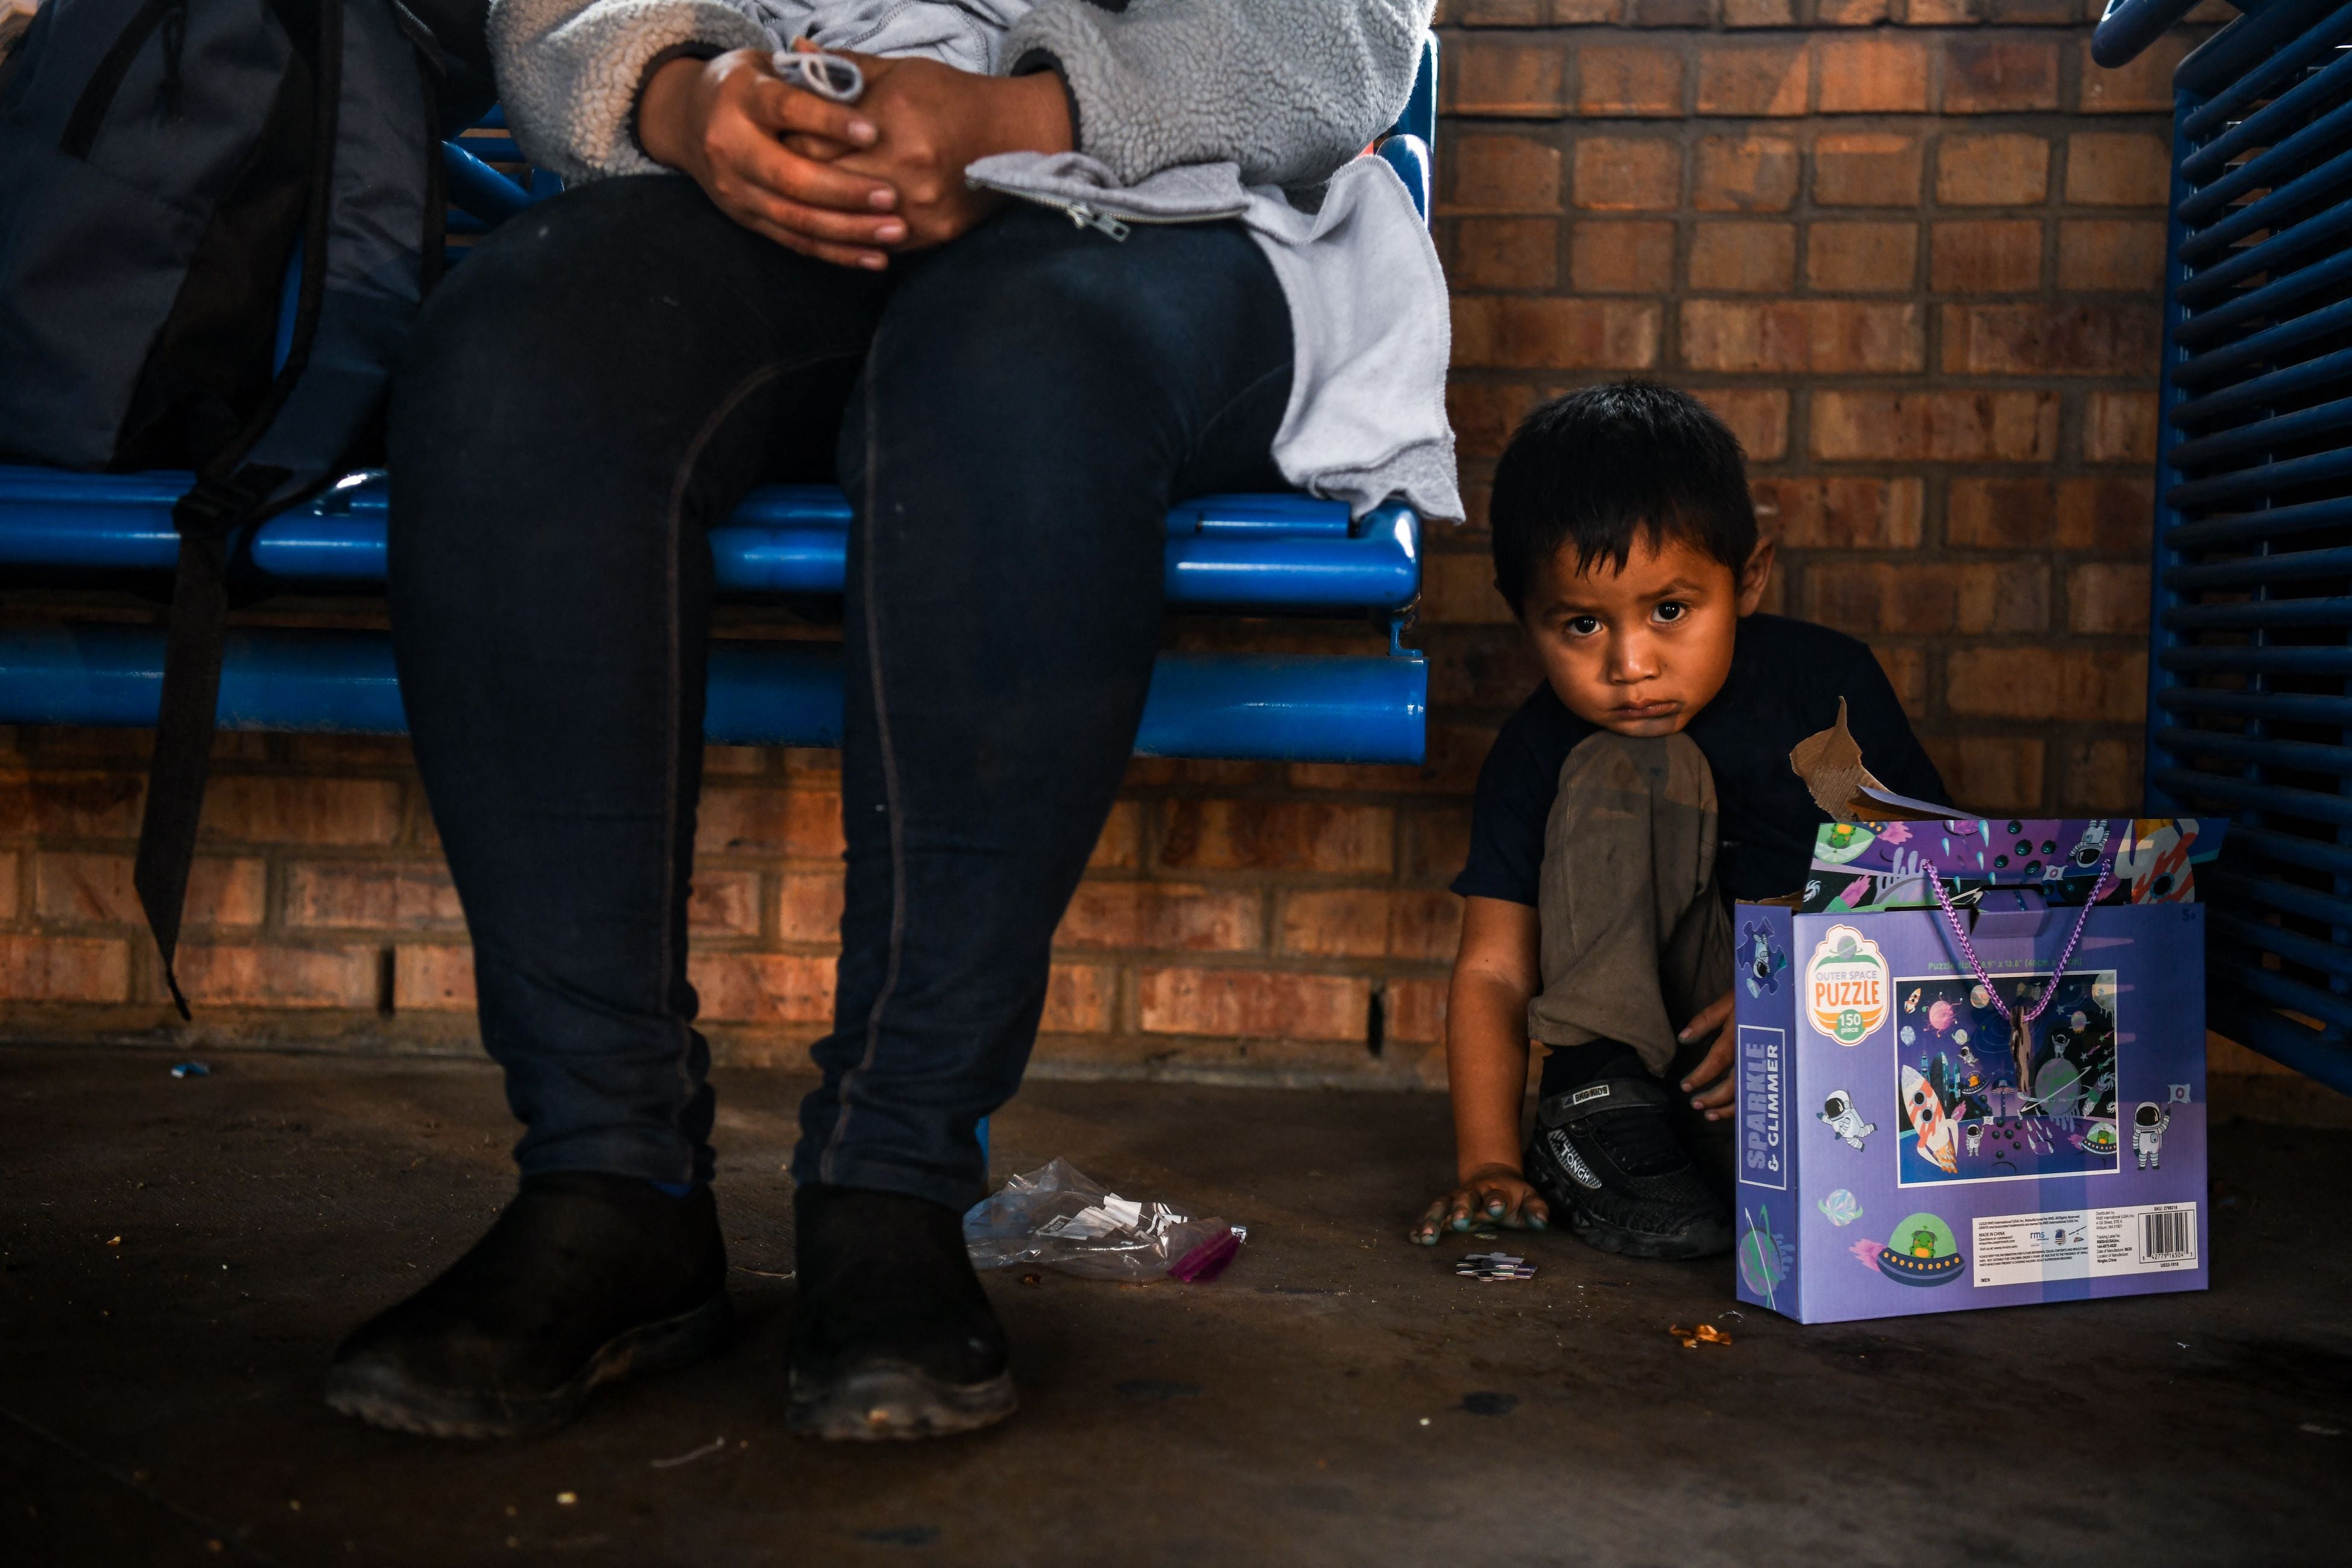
top-left (0, 37), bottom-right (1439, 768)
top-left (2096, 0), bottom-right (2352, 1095)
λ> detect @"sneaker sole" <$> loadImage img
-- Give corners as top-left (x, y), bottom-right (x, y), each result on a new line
top-left (324, 1290), bottom-right (732, 1441)
top-left (1566, 1204), bottom-right (1734, 1262)
top-left (786, 1364), bottom-right (1017, 1442)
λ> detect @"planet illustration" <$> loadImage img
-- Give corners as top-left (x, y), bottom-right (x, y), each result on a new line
top-left (1900, 1026), bottom-right (1915, 1046)
top-left (1818, 1189), bottom-right (1863, 1227)
top-left (2071, 1010), bottom-right (2089, 1032)
top-left (1928, 999), bottom-right (1956, 1032)
top-left (1970, 985), bottom-right (1990, 1009)
top-left (1876, 1212), bottom-right (1964, 1287)
top-left (1953, 1028), bottom-right (1968, 1046)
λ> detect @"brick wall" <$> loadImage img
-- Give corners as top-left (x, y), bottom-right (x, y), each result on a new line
top-left (0, 2), bottom-right (2217, 1093)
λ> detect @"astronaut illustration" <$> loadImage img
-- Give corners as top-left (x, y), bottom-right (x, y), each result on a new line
top-left (1819, 1090), bottom-right (1878, 1151)
top-left (2133, 1101), bottom-right (2170, 1169)
top-left (2068, 818), bottom-right (2111, 872)
top-left (1964, 1120), bottom-right (1984, 1158)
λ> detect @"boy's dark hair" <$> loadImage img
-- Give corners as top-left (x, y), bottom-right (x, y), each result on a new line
top-left (1488, 382), bottom-right (1757, 616)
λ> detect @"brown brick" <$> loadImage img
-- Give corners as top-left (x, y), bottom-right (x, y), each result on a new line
top-left (1947, 475), bottom-right (2153, 552)
top-left (1753, 477), bottom-right (1926, 548)
top-left (393, 943), bottom-right (474, 1011)
top-left (1812, 390), bottom-right (2059, 461)
top-left (1924, 737), bottom-right (2046, 814)
top-left (1947, 478), bottom-right (2054, 548)
top-left (688, 870), bottom-right (763, 937)
top-left (1279, 889), bottom-right (1464, 960)
top-left (192, 776), bottom-right (401, 847)
top-left (2065, 133), bottom-right (2169, 206)
top-left (1721, 0), bottom-right (1794, 22)
top-left (2068, 563), bottom-right (2151, 634)
top-left (283, 862), bottom-right (461, 930)
top-left (776, 868), bottom-right (846, 943)
top-left (2085, 390), bottom-right (2160, 463)
top-left (0, 850), bottom-right (14, 922)
top-left (1136, 966), bottom-right (1373, 1042)
top-left (1808, 221), bottom-right (1918, 292)
top-left (1940, 39), bottom-right (2060, 113)
top-left (1815, 0), bottom-right (1889, 24)
top-left (1936, 134), bottom-right (2049, 206)
top-left (1813, 133), bottom-right (1923, 206)
top-left (696, 784), bottom-right (841, 858)
top-left (1806, 562), bottom-right (2049, 636)
top-left (1817, 37), bottom-right (1930, 114)
top-left (1408, 805), bottom-right (1477, 884)
top-left (1057, 881), bottom-right (1262, 952)
top-left (34, 853), bottom-right (264, 928)
top-left (1695, 42), bottom-right (1807, 118)
top-left (1930, 219), bottom-right (2041, 293)
top-left (1946, 649), bottom-right (2146, 722)
top-left (1155, 800), bottom-right (1394, 874)
top-left (175, 943), bottom-right (379, 1010)
top-left (1288, 722), bottom-right (1493, 796)
top-left (2056, 476), bottom-right (2156, 550)
top-left (1450, 37), bottom-right (1571, 117)
top-left (1681, 300), bottom-right (1923, 373)
top-left (1452, 296), bottom-right (1661, 370)
top-left (1385, 976), bottom-right (1451, 1049)
top-left (1876, 645), bottom-right (1928, 715)
top-left (1576, 43), bottom-right (1683, 117)
top-left (1568, 220), bottom-right (1677, 291)
top-left (1447, 217), bottom-right (1560, 290)
top-left (0, 773), bottom-right (144, 839)
top-left (1449, 0), bottom-right (1555, 22)
top-left (1424, 551), bottom-right (1517, 625)
top-left (1090, 801), bottom-right (1143, 870)
top-left (689, 951), bottom-right (835, 1024)
top-left (1688, 223), bottom-right (1797, 292)
top-left (1941, 302), bottom-right (2161, 376)
top-left (2058, 220), bottom-right (2166, 291)
top-left (1449, 381), bottom-right (1541, 462)
top-left (1125, 759), bottom-right (1263, 790)
top-left (1040, 964), bottom-right (1114, 1034)
top-left (1628, 0), bottom-right (1710, 22)
top-left (1693, 135), bottom-right (1799, 212)
top-left (1444, 135), bottom-right (1566, 215)
top-left (0, 934), bottom-right (131, 1002)
top-left (2059, 738), bottom-right (2142, 815)
top-left (1694, 388), bottom-right (1790, 461)
top-left (1572, 138), bottom-right (1683, 210)
top-left (1900, 0), bottom-right (1977, 19)
top-left (2078, 34), bottom-right (2191, 113)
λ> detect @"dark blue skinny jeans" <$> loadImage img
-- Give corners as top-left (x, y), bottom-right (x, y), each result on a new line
top-left (387, 174), bottom-right (1294, 1209)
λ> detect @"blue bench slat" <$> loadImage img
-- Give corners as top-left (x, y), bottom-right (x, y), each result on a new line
top-left (0, 622), bottom-right (1428, 763)
top-left (0, 469), bottom-right (1420, 612)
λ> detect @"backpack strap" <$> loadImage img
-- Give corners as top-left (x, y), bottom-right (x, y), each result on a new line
top-left (133, 465), bottom-right (285, 1016)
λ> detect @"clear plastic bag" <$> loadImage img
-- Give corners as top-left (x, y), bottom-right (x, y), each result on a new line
top-left (962, 1158), bottom-right (1244, 1283)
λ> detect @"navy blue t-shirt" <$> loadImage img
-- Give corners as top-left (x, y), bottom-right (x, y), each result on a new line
top-left (1452, 614), bottom-right (1947, 908)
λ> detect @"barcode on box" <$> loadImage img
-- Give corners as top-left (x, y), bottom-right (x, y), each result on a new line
top-left (2142, 1207), bottom-right (2193, 1261)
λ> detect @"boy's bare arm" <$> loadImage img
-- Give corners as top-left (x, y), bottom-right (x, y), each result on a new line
top-left (1410, 897), bottom-right (1548, 1244)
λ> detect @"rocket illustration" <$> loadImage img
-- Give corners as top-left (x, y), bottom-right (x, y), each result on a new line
top-left (1900, 1065), bottom-right (1961, 1174)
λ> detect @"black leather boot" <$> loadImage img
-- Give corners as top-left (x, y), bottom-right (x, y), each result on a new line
top-left (786, 1184), bottom-right (1016, 1441)
top-left (325, 1172), bottom-right (729, 1440)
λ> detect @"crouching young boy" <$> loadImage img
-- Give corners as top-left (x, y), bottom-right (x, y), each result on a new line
top-left (1411, 383), bottom-right (1946, 1259)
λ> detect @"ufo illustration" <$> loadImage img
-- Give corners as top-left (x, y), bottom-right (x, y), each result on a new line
top-left (1816, 824), bottom-right (1877, 865)
top-left (1876, 1212), bottom-right (1965, 1287)
top-left (2082, 1122), bottom-right (2120, 1157)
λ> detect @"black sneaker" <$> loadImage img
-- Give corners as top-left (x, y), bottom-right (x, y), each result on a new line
top-left (1524, 1077), bottom-right (1733, 1260)
top-left (324, 1172), bottom-right (730, 1440)
top-left (786, 1185), bottom-right (1017, 1441)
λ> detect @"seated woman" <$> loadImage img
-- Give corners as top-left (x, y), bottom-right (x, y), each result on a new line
top-left (324, 0), bottom-right (1453, 1442)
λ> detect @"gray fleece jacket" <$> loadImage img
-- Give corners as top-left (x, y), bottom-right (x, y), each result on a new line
top-left (488, 0), bottom-right (1459, 520)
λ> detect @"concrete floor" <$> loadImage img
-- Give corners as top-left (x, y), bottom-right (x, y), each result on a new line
top-left (1, 1046), bottom-right (2345, 1567)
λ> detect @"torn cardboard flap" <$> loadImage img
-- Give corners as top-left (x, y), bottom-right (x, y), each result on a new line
top-left (1789, 698), bottom-right (1961, 823)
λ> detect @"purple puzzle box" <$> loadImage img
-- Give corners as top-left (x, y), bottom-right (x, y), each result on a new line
top-left (1732, 896), bottom-right (2207, 1324)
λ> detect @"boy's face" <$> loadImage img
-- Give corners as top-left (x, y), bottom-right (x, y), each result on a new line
top-left (1519, 530), bottom-right (1775, 738)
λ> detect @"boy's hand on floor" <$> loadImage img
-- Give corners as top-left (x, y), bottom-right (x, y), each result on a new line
top-left (1677, 988), bottom-right (1737, 1122)
top-left (1409, 1165), bottom-right (1549, 1245)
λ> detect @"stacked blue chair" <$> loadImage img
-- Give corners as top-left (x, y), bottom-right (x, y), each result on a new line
top-left (0, 37), bottom-right (1439, 770)
top-left (2096, 0), bottom-right (2352, 1092)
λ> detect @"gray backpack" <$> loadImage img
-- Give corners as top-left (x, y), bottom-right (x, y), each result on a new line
top-left (0, 0), bottom-right (490, 1010)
